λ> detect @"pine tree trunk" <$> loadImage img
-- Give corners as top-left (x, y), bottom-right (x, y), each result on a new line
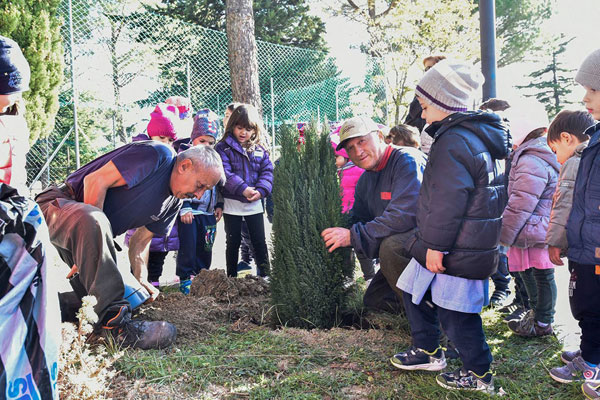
top-left (225, 0), bottom-right (263, 115)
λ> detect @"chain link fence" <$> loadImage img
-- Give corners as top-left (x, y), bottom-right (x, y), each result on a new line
top-left (26, 0), bottom-right (387, 190)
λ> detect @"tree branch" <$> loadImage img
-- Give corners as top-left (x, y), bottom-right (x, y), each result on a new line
top-left (376, 0), bottom-right (399, 19)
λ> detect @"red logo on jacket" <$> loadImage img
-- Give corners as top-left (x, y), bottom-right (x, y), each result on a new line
top-left (381, 192), bottom-right (391, 200)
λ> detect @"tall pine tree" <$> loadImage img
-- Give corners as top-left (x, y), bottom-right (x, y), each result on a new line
top-left (517, 35), bottom-right (576, 118)
top-left (146, 0), bottom-right (326, 51)
top-left (270, 123), bottom-right (352, 329)
top-left (0, 0), bottom-right (63, 143)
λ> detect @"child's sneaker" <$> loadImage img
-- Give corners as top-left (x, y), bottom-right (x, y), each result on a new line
top-left (562, 349), bottom-right (582, 364)
top-left (497, 300), bottom-right (522, 314)
top-left (436, 368), bottom-right (494, 393)
top-left (390, 346), bottom-right (446, 371)
top-left (179, 279), bottom-right (192, 295)
top-left (489, 289), bottom-right (509, 308)
top-left (502, 306), bottom-right (528, 323)
top-left (150, 281), bottom-right (160, 288)
top-left (237, 261), bottom-right (252, 277)
top-left (507, 310), bottom-right (553, 337)
top-left (550, 356), bottom-right (600, 383)
top-left (583, 381), bottom-right (600, 399)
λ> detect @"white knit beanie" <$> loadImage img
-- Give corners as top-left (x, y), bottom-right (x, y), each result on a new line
top-left (415, 60), bottom-right (484, 113)
top-left (575, 49), bottom-right (600, 90)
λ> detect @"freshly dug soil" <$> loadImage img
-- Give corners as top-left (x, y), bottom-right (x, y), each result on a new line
top-left (137, 270), bottom-right (271, 345)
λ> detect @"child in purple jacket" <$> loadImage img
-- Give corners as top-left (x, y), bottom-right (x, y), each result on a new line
top-left (500, 100), bottom-right (560, 337)
top-left (215, 104), bottom-right (273, 277)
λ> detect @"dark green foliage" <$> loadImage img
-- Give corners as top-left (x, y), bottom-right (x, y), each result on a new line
top-left (0, 0), bottom-right (64, 143)
top-left (147, 0), bottom-right (327, 51)
top-left (474, 0), bottom-right (553, 67)
top-left (516, 35), bottom-right (576, 118)
top-left (127, 9), bottom-right (349, 124)
top-left (270, 123), bottom-right (351, 329)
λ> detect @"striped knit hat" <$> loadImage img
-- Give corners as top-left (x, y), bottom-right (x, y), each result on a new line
top-left (575, 49), bottom-right (600, 90)
top-left (191, 108), bottom-right (220, 141)
top-left (415, 60), bottom-right (483, 113)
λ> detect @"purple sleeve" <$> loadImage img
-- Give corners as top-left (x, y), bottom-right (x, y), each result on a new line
top-left (216, 143), bottom-right (248, 196)
top-left (111, 145), bottom-right (162, 189)
top-left (254, 148), bottom-right (274, 198)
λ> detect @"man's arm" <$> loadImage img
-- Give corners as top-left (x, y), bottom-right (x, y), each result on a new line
top-left (128, 226), bottom-right (159, 301)
top-left (83, 160), bottom-right (127, 210)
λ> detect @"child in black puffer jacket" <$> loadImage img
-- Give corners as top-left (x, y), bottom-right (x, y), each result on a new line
top-left (390, 60), bottom-right (511, 394)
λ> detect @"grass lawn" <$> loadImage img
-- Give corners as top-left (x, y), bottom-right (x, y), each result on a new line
top-left (111, 305), bottom-right (582, 399)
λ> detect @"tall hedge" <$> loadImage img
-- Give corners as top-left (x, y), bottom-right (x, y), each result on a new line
top-left (0, 0), bottom-right (63, 143)
top-left (270, 123), bottom-right (352, 329)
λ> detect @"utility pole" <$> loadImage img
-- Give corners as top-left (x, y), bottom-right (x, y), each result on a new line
top-left (479, 0), bottom-right (497, 100)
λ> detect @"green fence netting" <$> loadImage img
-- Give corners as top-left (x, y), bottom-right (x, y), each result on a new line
top-left (26, 0), bottom-right (386, 189)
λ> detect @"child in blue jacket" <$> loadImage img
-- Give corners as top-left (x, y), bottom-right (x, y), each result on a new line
top-left (549, 49), bottom-right (600, 396)
top-left (176, 109), bottom-right (223, 294)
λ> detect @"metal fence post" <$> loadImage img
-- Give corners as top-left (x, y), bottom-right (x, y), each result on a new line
top-left (45, 138), bottom-right (50, 186)
top-left (68, 0), bottom-right (80, 168)
top-left (270, 77), bottom-right (275, 153)
top-left (186, 59), bottom-right (192, 101)
top-left (335, 85), bottom-right (339, 122)
top-left (317, 105), bottom-right (320, 125)
top-left (112, 114), bottom-right (116, 149)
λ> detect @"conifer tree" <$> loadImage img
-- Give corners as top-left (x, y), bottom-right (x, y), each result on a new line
top-left (0, 0), bottom-right (63, 143)
top-left (517, 35), bottom-right (576, 118)
top-left (270, 123), bottom-right (352, 329)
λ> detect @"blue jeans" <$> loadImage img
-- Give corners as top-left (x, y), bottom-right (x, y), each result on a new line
top-left (402, 290), bottom-right (493, 375)
top-left (519, 268), bottom-right (556, 324)
top-left (177, 213), bottom-right (217, 280)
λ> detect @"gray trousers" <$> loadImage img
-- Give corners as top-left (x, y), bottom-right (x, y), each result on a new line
top-left (380, 231), bottom-right (414, 296)
top-left (36, 186), bottom-right (129, 323)
top-left (363, 230), bottom-right (414, 312)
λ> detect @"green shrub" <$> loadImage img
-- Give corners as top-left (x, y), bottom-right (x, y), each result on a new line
top-left (270, 123), bottom-right (352, 329)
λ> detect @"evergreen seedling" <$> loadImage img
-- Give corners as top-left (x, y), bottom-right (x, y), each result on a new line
top-left (270, 123), bottom-right (351, 329)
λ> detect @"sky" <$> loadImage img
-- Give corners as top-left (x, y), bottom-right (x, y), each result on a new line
top-left (313, 0), bottom-right (600, 107)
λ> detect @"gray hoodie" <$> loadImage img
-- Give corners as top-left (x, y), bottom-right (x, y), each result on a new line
top-left (501, 136), bottom-right (560, 248)
top-left (545, 141), bottom-right (588, 250)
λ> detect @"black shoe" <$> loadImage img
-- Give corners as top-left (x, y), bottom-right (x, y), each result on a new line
top-left (489, 290), bottom-right (510, 308)
top-left (503, 307), bottom-right (528, 323)
top-left (103, 306), bottom-right (177, 350)
top-left (497, 300), bottom-right (522, 315)
top-left (390, 346), bottom-right (447, 371)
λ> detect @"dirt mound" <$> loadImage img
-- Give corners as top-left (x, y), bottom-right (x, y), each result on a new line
top-left (137, 270), bottom-right (272, 345)
top-left (190, 269), bottom-right (269, 300)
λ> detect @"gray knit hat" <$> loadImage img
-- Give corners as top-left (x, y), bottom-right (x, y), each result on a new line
top-left (415, 60), bottom-right (483, 113)
top-left (575, 49), bottom-right (600, 90)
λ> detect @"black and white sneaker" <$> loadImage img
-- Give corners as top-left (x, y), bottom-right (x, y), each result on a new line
top-left (390, 346), bottom-right (446, 371)
top-left (436, 368), bottom-right (494, 393)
